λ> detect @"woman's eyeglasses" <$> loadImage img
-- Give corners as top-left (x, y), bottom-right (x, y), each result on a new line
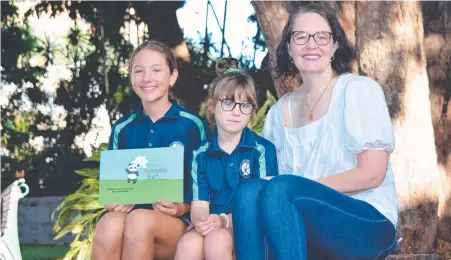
top-left (291, 31), bottom-right (333, 46)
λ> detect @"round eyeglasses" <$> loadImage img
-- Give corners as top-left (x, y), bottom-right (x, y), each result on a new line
top-left (220, 99), bottom-right (254, 115)
top-left (291, 31), bottom-right (333, 46)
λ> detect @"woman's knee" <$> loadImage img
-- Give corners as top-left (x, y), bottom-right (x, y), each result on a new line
top-left (262, 175), bottom-right (310, 199)
top-left (93, 212), bottom-right (127, 248)
top-left (175, 232), bottom-right (204, 260)
top-left (233, 178), bottom-right (267, 207)
top-left (123, 209), bottom-right (159, 240)
top-left (204, 229), bottom-right (233, 258)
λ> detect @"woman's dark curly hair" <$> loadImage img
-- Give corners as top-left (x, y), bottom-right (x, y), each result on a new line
top-left (276, 4), bottom-right (354, 78)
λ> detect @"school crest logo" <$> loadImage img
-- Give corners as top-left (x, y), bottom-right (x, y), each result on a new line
top-left (240, 159), bottom-right (251, 178)
top-left (170, 141), bottom-right (184, 148)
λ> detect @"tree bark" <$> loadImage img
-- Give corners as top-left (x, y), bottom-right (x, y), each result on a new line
top-left (134, 1), bottom-right (191, 63)
top-left (133, 1), bottom-right (210, 112)
top-left (422, 1), bottom-right (451, 243)
top-left (355, 1), bottom-right (441, 253)
top-left (252, 1), bottom-right (299, 97)
top-left (338, 2), bottom-right (359, 74)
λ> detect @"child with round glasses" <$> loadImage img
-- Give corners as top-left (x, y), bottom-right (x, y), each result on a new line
top-left (174, 59), bottom-right (279, 260)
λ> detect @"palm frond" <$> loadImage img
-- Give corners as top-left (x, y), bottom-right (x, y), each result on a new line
top-left (52, 144), bottom-right (107, 260)
top-left (248, 91), bottom-right (276, 133)
top-left (74, 168), bottom-right (99, 178)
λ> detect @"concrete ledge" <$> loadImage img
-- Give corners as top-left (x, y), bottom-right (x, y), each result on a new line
top-left (386, 254), bottom-right (439, 260)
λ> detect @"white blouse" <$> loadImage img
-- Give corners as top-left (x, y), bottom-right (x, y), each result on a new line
top-left (262, 73), bottom-right (399, 226)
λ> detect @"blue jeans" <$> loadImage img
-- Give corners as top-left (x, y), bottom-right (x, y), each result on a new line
top-left (232, 175), bottom-right (397, 260)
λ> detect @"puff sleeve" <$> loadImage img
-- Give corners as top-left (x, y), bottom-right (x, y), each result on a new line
top-left (344, 76), bottom-right (395, 154)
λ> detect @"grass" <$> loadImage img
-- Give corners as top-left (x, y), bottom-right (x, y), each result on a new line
top-left (20, 244), bottom-right (70, 260)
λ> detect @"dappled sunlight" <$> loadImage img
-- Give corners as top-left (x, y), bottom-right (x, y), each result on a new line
top-left (423, 1), bottom-right (451, 245)
top-left (393, 23), bottom-right (414, 38)
top-left (390, 2), bottom-right (418, 38)
top-left (390, 58), bottom-right (440, 218)
top-left (357, 38), bottom-right (407, 121)
top-left (438, 164), bottom-right (451, 218)
top-left (355, 1), bottom-right (444, 254)
top-left (358, 38), bottom-right (395, 81)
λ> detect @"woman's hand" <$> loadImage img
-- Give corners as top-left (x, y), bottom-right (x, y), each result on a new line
top-left (105, 204), bottom-right (134, 213)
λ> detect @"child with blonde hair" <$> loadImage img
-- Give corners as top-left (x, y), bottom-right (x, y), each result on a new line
top-left (175, 58), bottom-right (278, 260)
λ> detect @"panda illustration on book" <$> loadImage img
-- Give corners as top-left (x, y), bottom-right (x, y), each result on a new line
top-left (125, 156), bottom-right (148, 184)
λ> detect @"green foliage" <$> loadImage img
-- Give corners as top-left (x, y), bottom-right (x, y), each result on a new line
top-left (52, 144), bottom-right (107, 260)
top-left (248, 91), bottom-right (276, 134)
top-left (1, 1), bottom-right (136, 196)
top-left (1, 1), bottom-right (48, 192)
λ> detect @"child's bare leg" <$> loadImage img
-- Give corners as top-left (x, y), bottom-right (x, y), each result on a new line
top-left (204, 227), bottom-right (234, 260)
top-left (121, 209), bottom-right (186, 260)
top-left (174, 230), bottom-right (205, 260)
top-left (91, 212), bottom-right (127, 260)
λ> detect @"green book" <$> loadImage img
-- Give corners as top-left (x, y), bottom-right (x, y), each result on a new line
top-left (98, 147), bottom-right (184, 206)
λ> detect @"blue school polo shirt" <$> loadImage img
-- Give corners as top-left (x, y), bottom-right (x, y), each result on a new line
top-left (191, 127), bottom-right (278, 214)
top-left (108, 101), bottom-right (211, 203)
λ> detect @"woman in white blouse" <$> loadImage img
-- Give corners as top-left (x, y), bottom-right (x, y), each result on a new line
top-left (232, 4), bottom-right (399, 260)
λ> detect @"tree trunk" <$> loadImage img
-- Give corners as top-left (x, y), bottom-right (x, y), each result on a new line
top-left (355, 1), bottom-right (441, 253)
top-left (338, 2), bottom-right (359, 74)
top-left (252, 1), bottom-right (299, 97)
top-left (422, 1), bottom-right (451, 243)
top-left (134, 1), bottom-right (191, 63)
top-left (133, 1), bottom-right (211, 112)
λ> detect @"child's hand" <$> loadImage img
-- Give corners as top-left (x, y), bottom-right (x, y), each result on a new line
top-left (152, 200), bottom-right (182, 217)
top-left (207, 214), bottom-right (223, 229)
top-left (194, 216), bottom-right (215, 236)
top-left (105, 204), bottom-right (134, 213)
top-left (194, 214), bottom-right (222, 236)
